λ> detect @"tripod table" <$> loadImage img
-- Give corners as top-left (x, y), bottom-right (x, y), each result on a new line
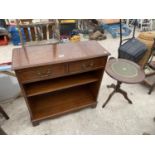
top-left (102, 58), bottom-right (145, 108)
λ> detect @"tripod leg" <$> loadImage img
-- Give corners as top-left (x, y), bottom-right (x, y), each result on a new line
top-left (107, 83), bottom-right (116, 89)
top-left (148, 83), bottom-right (155, 95)
top-left (0, 127), bottom-right (7, 135)
top-left (118, 89), bottom-right (132, 104)
top-left (102, 90), bottom-right (115, 108)
top-left (0, 105), bottom-right (9, 120)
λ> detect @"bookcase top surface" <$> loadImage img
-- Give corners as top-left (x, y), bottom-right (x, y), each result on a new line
top-left (12, 41), bottom-right (110, 70)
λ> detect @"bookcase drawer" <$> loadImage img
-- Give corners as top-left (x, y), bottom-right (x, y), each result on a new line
top-left (16, 64), bottom-right (67, 83)
top-left (69, 57), bottom-right (106, 73)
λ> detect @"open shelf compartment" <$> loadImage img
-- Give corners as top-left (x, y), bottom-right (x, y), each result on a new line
top-left (28, 85), bottom-right (96, 122)
top-left (24, 72), bottom-right (99, 97)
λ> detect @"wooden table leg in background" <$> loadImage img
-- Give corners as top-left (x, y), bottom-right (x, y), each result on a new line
top-left (0, 127), bottom-right (7, 135)
top-left (0, 105), bottom-right (9, 120)
top-left (0, 105), bottom-right (9, 135)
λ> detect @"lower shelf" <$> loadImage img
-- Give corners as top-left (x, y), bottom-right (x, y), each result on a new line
top-left (29, 85), bottom-right (96, 122)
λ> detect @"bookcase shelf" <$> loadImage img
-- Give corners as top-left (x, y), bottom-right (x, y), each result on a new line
top-left (29, 85), bottom-right (95, 122)
top-left (24, 72), bottom-right (99, 97)
top-left (12, 41), bottom-right (109, 126)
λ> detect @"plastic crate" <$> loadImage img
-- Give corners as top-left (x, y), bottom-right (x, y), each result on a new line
top-left (8, 26), bottom-right (26, 45)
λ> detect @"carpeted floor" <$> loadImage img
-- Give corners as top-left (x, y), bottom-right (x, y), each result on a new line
top-left (0, 31), bottom-right (155, 135)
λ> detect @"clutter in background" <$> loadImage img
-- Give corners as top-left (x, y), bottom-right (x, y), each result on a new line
top-left (70, 35), bottom-right (80, 42)
top-left (125, 19), bottom-right (154, 32)
top-left (8, 19), bottom-right (60, 46)
top-left (60, 20), bottom-right (80, 43)
top-left (137, 31), bottom-right (155, 68)
top-left (0, 27), bottom-right (9, 45)
top-left (78, 19), bottom-right (107, 40)
top-left (137, 31), bottom-right (155, 94)
top-left (89, 30), bottom-right (106, 40)
top-left (100, 19), bottom-right (131, 38)
top-left (0, 19), bottom-right (7, 28)
top-left (70, 29), bottom-right (80, 42)
top-left (0, 20), bottom-right (9, 46)
top-left (0, 19), bottom-right (155, 46)
top-left (138, 19), bottom-right (153, 31)
top-left (0, 19), bottom-right (137, 46)
top-left (60, 20), bottom-right (77, 36)
top-left (8, 26), bottom-right (26, 45)
top-left (119, 19), bottom-right (147, 63)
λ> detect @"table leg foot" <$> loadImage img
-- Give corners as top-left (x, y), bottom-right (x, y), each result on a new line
top-left (102, 90), bottom-right (115, 108)
top-left (143, 132), bottom-right (151, 135)
top-left (32, 121), bottom-right (40, 126)
top-left (0, 127), bottom-right (7, 135)
top-left (91, 103), bottom-right (97, 108)
top-left (148, 85), bottom-right (155, 95)
top-left (107, 83), bottom-right (115, 89)
top-left (0, 106), bottom-right (9, 120)
top-left (119, 89), bottom-right (133, 104)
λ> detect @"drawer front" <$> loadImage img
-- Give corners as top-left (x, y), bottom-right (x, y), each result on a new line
top-left (69, 57), bottom-right (106, 73)
top-left (16, 64), bottom-right (67, 83)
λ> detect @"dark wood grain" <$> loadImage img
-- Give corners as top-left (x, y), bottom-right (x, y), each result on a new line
top-left (23, 27), bottom-right (30, 42)
top-left (69, 57), bottom-right (106, 73)
top-left (29, 85), bottom-right (95, 122)
top-left (13, 41), bottom-right (109, 126)
top-left (12, 41), bottom-right (109, 70)
top-left (16, 63), bottom-right (67, 83)
top-left (24, 72), bottom-right (99, 97)
top-left (30, 27), bottom-right (35, 41)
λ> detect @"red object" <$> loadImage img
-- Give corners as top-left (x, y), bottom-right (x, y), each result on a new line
top-left (0, 36), bottom-right (9, 45)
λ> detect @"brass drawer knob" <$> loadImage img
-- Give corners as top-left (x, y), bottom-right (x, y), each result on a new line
top-left (37, 69), bottom-right (52, 78)
top-left (82, 62), bottom-right (94, 70)
top-left (47, 69), bottom-right (51, 74)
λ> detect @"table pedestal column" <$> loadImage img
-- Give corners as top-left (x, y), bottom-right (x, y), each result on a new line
top-left (102, 81), bottom-right (133, 108)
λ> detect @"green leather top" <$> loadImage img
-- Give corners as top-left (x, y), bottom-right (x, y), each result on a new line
top-left (111, 61), bottom-right (138, 78)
